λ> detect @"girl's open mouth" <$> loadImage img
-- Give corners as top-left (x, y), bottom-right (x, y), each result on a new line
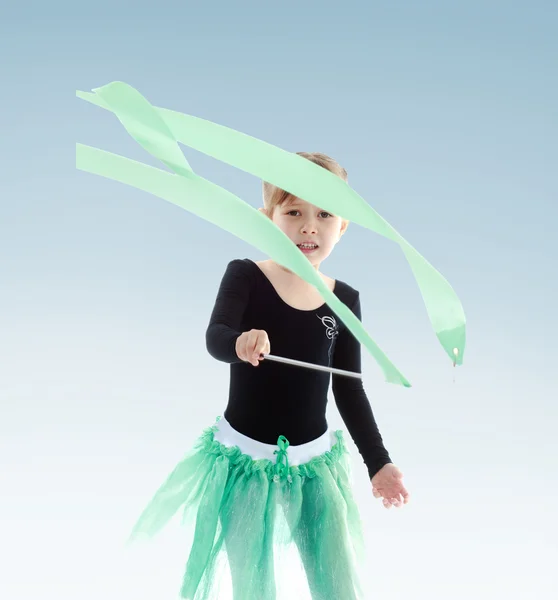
top-left (297, 244), bottom-right (319, 254)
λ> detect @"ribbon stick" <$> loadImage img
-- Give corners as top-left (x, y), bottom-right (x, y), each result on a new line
top-left (262, 354), bottom-right (363, 379)
top-left (76, 81), bottom-right (467, 387)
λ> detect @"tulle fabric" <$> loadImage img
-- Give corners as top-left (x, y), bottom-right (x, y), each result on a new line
top-left (127, 417), bottom-right (367, 600)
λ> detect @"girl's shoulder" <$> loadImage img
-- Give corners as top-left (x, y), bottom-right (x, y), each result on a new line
top-left (218, 258), bottom-right (259, 288)
top-left (224, 257), bottom-right (360, 304)
top-left (223, 257), bottom-right (256, 274)
top-left (332, 277), bottom-right (360, 306)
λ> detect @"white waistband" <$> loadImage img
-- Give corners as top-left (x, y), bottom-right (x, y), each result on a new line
top-left (213, 416), bottom-right (335, 466)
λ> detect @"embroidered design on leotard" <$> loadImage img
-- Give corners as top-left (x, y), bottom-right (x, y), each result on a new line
top-left (316, 314), bottom-right (339, 363)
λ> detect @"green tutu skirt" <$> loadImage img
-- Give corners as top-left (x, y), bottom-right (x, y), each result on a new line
top-left (128, 416), bottom-right (367, 600)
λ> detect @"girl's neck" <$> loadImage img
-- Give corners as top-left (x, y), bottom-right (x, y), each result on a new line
top-left (270, 259), bottom-right (322, 277)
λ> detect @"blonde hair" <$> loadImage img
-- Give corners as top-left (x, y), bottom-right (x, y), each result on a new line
top-left (262, 152), bottom-right (348, 216)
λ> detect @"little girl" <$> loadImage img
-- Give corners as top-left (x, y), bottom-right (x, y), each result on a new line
top-left (128, 152), bottom-right (410, 600)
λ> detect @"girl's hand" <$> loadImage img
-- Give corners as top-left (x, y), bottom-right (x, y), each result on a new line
top-left (371, 463), bottom-right (410, 509)
top-left (235, 329), bottom-right (271, 366)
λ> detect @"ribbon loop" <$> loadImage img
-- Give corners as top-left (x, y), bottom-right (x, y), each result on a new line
top-left (76, 81), bottom-right (467, 387)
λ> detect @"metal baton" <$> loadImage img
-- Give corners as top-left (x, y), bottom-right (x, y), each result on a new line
top-left (261, 353), bottom-right (362, 379)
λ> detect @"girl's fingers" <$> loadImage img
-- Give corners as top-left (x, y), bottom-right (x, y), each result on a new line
top-left (248, 331), bottom-right (261, 365)
top-left (389, 491), bottom-right (407, 507)
top-left (375, 486), bottom-right (407, 508)
top-left (259, 339), bottom-right (269, 359)
top-left (247, 341), bottom-right (256, 364)
top-left (251, 331), bottom-right (267, 367)
top-left (253, 335), bottom-right (264, 365)
top-left (238, 330), bottom-right (269, 365)
top-left (253, 333), bottom-right (269, 366)
top-left (386, 496), bottom-right (402, 508)
top-left (240, 339), bottom-right (248, 362)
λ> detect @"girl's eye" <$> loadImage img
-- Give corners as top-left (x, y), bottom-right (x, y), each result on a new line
top-left (287, 210), bottom-right (332, 218)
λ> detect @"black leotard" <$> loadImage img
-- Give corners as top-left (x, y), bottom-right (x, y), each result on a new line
top-left (205, 258), bottom-right (393, 479)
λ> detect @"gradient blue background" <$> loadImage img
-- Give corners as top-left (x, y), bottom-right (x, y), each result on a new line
top-left (1, 1), bottom-right (557, 598)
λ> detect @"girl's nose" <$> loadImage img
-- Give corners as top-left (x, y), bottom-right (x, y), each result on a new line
top-left (301, 223), bottom-right (318, 234)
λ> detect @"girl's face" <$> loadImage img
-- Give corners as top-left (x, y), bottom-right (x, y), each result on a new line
top-left (264, 197), bottom-right (348, 267)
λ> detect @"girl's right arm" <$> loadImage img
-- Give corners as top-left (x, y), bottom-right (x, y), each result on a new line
top-left (205, 259), bottom-right (270, 365)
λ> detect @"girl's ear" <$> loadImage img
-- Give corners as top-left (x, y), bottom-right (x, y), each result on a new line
top-left (339, 220), bottom-right (350, 238)
top-left (258, 207), bottom-right (270, 218)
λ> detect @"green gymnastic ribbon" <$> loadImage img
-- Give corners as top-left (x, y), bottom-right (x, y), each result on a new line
top-left (76, 81), bottom-right (467, 387)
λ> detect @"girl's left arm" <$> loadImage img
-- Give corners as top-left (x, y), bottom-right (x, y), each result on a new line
top-left (331, 291), bottom-right (393, 480)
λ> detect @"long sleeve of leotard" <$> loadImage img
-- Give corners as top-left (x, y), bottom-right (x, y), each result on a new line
top-left (331, 292), bottom-right (393, 480)
top-left (205, 260), bottom-right (250, 363)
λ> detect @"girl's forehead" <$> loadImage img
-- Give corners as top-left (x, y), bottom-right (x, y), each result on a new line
top-left (284, 197), bottom-right (316, 208)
